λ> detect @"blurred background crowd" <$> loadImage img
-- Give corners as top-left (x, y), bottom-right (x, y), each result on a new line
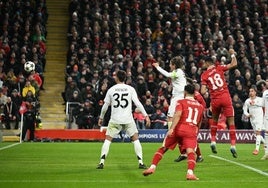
top-left (0, 0), bottom-right (47, 133)
top-left (64, 0), bottom-right (267, 130)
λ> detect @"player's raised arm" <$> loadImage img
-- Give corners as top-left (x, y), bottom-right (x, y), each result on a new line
top-left (226, 48), bottom-right (237, 70)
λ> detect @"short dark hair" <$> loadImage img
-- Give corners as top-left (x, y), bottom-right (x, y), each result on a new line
top-left (256, 80), bottom-right (266, 91)
top-left (250, 85), bottom-right (257, 92)
top-left (203, 56), bottom-right (214, 64)
top-left (184, 84), bottom-right (195, 95)
top-left (116, 70), bottom-right (127, 82)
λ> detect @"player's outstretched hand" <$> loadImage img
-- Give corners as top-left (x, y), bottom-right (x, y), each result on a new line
top-left (152, 62), bottom-right (159, 68)
top-left (98, 118), bottom-right (103, 127)
top-left (145, 116), bottom-right (151, 128)
top-left (229, 48), bottom-right (235, 55)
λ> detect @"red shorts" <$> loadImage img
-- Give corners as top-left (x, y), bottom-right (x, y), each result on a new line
top-left (163, 130), bottom-right (197, 151)
top-left (211, 93), bottom-right (234, 117)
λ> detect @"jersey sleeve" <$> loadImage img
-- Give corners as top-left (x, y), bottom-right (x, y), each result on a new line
top-left (156, 66), bottom-right (173, 78)
top-left (131, 87), bottom-right (148, 117)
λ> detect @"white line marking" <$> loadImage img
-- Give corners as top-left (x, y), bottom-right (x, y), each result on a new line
top-left (0, 143), bottom-right (20, 151)
top-left (0, 179), bottom-right (267, 183)
top-left (209, 155), bottom-right (268, 177)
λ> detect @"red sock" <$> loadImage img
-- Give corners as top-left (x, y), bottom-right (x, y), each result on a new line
top-left (210, 119), bottom-right (217, 142)
top-left (152, 147), bottom-right (167, 166)
top-left (196, 143), bottom-right (201, 156)
top-left (187, 151), bottom-right (196, 170)
top-left (229, 124), bottom-right (236, 145)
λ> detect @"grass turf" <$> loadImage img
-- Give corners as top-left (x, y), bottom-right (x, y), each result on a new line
top-left (0, 142), bottom-right (267, 188)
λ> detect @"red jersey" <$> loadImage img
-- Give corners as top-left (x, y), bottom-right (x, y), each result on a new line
top-left (175, 97), bottom-right (204, 135)
top-left (201, 65), bottom-right (230, 99)
top-left (194, 91), bottom-right (206, 108)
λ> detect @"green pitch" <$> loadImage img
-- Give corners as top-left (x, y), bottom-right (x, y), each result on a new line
top-left (0, 142), bottom-right (267, 188)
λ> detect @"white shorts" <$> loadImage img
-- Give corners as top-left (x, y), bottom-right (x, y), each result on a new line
top-left (250, 120), bottom-right (264, 132)
top-left (167, 96), bottom-right (184, 118)
top-left (264, 116), bottom-right (268, 131)
top-left (106, 121), bottom-right (138, 138)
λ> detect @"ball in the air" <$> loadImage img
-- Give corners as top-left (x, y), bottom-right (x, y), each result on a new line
top-left (24, 61), bottom-right (35, 72)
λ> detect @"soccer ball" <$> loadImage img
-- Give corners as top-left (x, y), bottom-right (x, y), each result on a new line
top-left (24, 61), bottom-right (35, 72)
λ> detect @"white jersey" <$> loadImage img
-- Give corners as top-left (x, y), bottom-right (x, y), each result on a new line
top-left (156, 66), bottom-right (186, 98)
top-left (263, 89), bottom-right (268, 130)
top-left (263, 90), bottom-right (268, 118)
top-left (243, 96), bottom-right (264, 130)
top-left (101, 83), bottom-right (147, 124)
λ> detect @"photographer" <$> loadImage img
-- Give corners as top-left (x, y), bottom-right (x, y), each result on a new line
top-left (21, 91), bottom-right (40, 141)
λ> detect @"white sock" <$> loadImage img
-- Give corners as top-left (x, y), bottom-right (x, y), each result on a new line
top-left (187, 169), bottom-right (193, 175)
top-left (255, 135), bottom-right (261, 151)
top-left (265, 133), bottom-right (268, 154)
top-left (150, 164), bottom-right (156, 169)
top-left (133, 139), bottom-right (143, 164)
top-left (100, 139), bottom-right (111, 164)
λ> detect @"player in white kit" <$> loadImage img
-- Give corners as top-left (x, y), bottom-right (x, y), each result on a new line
top-left (243, 85), bottom-right (265, 155)
top-left (257, 80), bottom-right (268, 160)
top-left (152, 56), bottom-right (187, 129)
top-left (96, 70), bottom-right (151, 169)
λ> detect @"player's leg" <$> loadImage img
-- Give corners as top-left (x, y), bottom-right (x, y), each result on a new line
top-left (97, 123), bottom-right (120, 169)
top-left (223, 100), bottom-right (237, 158)
top-left (143, 135), bottom-right (177, 176)
top-left (167, 97), bottom-right (179, 129)
top-left (96, 135), bottom-right (113, 169)
top-left (131, 133), bottom-right (146, 169)
top-left (174, 144), bottom-right (187, 162)
top-left (185, 139), bottom-right (199, 180)
top-left (210, 111), bottom-right (219, 154)
top-left (127, 123), bottom-right (147, 168)
top-left (252, 123), bottom-right (262, 155)
top-left (195, 143), bottom-right (204, 162)
top-left (261, 119), bottom-right (268, 160)
top-left (226, 116), bottom-right (237, 158)
top-left (142, 146), bottom-right (169, 176)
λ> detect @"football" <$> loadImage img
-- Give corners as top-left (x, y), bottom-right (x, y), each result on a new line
top-left (24, 61), bottom-right (35, 72)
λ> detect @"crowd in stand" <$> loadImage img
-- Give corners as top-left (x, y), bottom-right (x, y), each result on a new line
top-left (0, 0), bottom-right (47, 138)
top-left (64, 0), bottom-right (267, 130)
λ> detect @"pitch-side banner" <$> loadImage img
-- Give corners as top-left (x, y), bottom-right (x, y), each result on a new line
top-left (113, 129), bottom-right (256, 143)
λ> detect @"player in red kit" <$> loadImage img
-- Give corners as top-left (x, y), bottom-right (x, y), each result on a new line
top-left (200, 49), bottom-right (238, 158)
top-left (143, 84), bottom-right (204, 180)
top-left (174, 80), bottom-right (206, 163)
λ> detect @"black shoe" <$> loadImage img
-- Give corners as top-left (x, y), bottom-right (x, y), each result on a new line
top-left (210, 144), bottom-right (217, 154)
top-left (96, 163), bottom-right (104, 169)
top-left (230, 148), bottom-right (238, 158)
top-left (139, 163), bottom-right (147, 169)
top-left (174, 155), bottom-right (187, 162)
top-left (196, 156), bottom-right (204, 162)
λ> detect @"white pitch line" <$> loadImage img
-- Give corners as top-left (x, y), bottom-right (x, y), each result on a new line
top-left (0, 143), bottom-right (20, 151)
top-left (209, 155), bottom-right (268, 177)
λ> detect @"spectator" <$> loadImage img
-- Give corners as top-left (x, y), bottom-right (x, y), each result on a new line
top-left (73, 99), bottom-right (96, 129)
top-left (232, 93), bottom-right (245, 129)
top-left (143, 98), bottom-right (156, 118)
top-left (133, 107), bottom-right (146, 130)
top-left (2, 97), bottom-right (19, 129)
top-left (150, 107), bottom-right (167, 129)
top-left (22, 80), bottom-right (36, 98)
top-left (21, 97), bottom-right (38, 142)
